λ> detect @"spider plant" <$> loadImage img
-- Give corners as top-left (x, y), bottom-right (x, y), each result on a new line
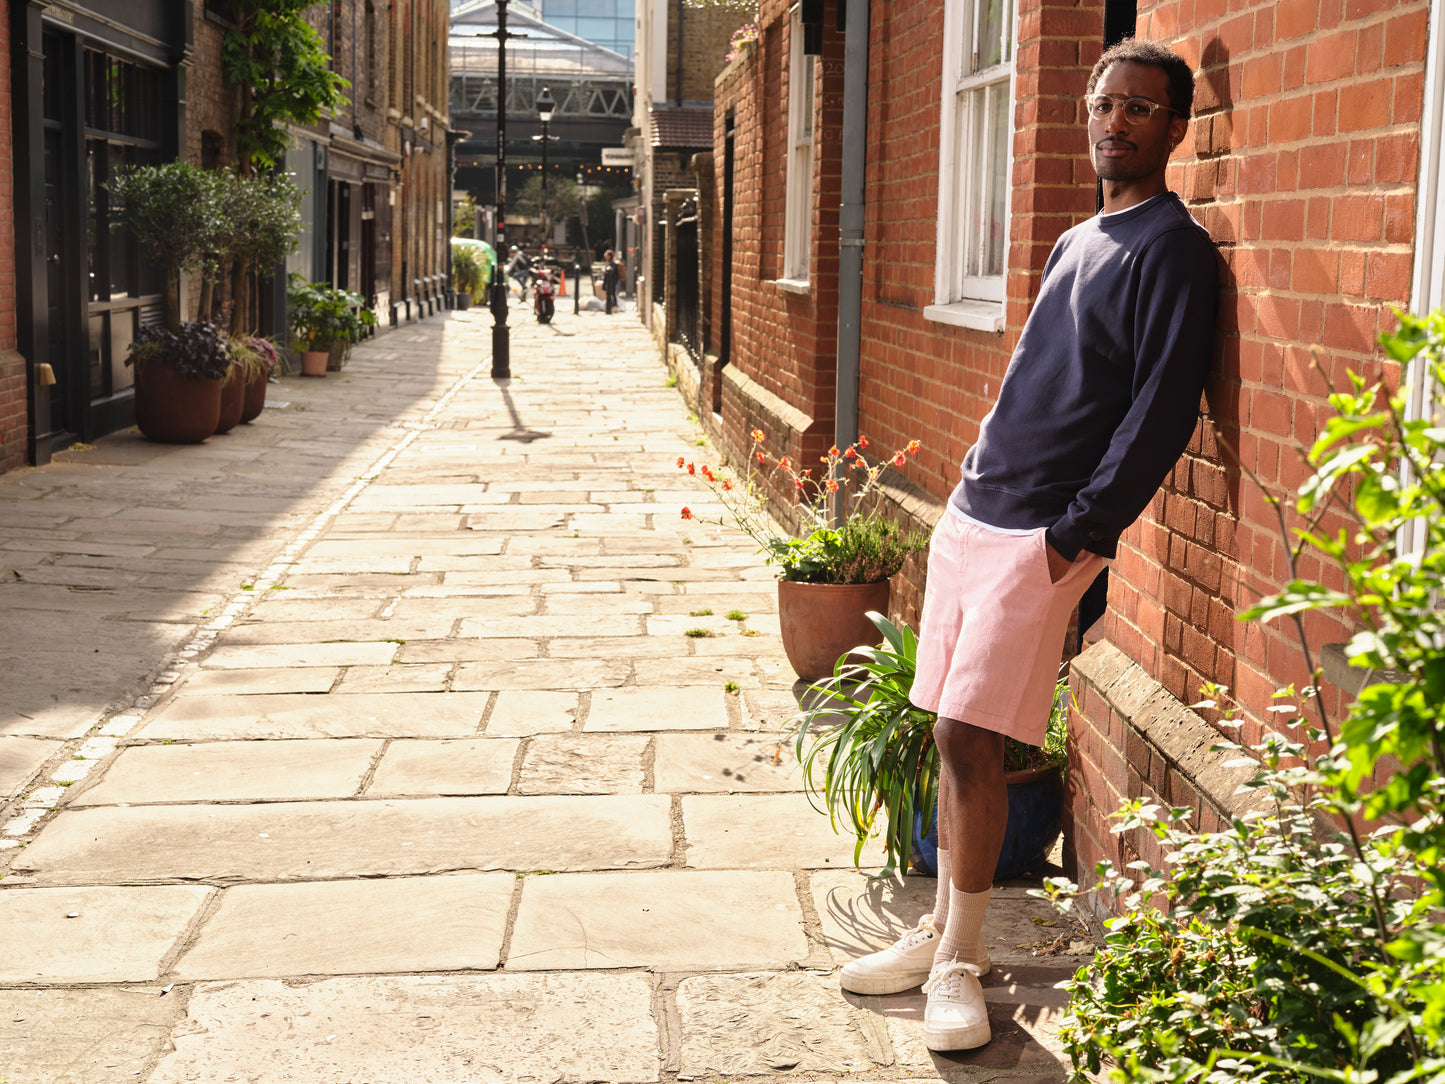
top-left (785, 611), bottom-right (938, 875)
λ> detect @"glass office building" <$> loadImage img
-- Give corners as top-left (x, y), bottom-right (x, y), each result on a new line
top-left (537, 0), bottom-right (634, 57)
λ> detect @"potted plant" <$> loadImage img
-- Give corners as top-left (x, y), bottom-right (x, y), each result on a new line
top-left (125, 322), bottom-right (233, 443)
top-left (679, 431), bottom-right (929, 681)
top-left (231, 335), bottom-right (277, 425)
top-left (785, 611), bottom-right (1069, 879)
top-left (450, 240), bottom-right (488, 310)
top-left (107, 163), bottom-right (232, 443)
top-left (287, 275), bottom-right (377, 376)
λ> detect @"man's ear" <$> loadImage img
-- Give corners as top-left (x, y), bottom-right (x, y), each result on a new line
top-left (1168, 116), bottom-right (1188, 152)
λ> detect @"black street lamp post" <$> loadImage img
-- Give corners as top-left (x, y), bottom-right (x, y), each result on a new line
top-left (535, 87), bottom-right (555, 244)
top-left (488, 0), bottom-right (514, 378)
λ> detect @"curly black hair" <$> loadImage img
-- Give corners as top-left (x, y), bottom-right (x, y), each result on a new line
top-left (1086, 38), bottom-right (1195, 118)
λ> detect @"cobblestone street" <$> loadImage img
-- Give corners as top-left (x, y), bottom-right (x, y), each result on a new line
top-left (0, 303), bottom-right (1086, 1082)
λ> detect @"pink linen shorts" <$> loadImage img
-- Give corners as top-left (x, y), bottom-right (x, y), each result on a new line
top-left (909, 513), bottom-right (1107, 746)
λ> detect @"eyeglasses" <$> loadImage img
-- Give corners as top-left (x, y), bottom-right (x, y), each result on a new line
top-left (1082, 94), bottom-right (1179, 124)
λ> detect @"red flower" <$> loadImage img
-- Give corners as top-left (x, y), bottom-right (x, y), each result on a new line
top-left (751, 428), bottom-right (765, 443)
top-left (687, 463), bottom-right (696, 475)
top-left (857, 435), bottom-right (870, 449)
top-left (844, 447), bottom-right (857, 459)
top-left (681, 507), bottom-right (694, 520)
top-left (778, 456), bottom-right (792, 471)
top-left (676, 456), bottom-right (685, 468)
top-left (826, 479), bottom-right (839, 493)
top-left (828, 445), bottom-right (840, 457)
top-left (702, 465), bottom-right (715, 481)
top-left (892, 452), bottom-right (907, 467)
top-left (722, 478), bottom-right (734, 491)
top-left (756, 451), bottom-right (766, 464)
top-left (906, 439), bottom-right (922, 455)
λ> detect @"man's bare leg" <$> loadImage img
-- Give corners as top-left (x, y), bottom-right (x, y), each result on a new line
top-left (921, 715), bottom-right (1006, 1050)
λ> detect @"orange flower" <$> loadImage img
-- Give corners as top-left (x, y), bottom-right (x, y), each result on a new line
top-left (756, 451), bottom-right (766, 464)
top-left (828, 445), bottom-right (840, 457)
top-left (857, 435), bottom-right (870, 449)
top-left (844, 447), bottom-right (857, 459)
top-left (722, 478), bottom-right (734, 491)
top-left (778, 456), bottom-right (791, 471)
top-left (906, 439), bottom-right (922, 455)
top-left (892, 451), bottom-right (907, 467)
top-left (751, 428), bottom-right (765, 443)
top-left (681, 507), bottom-right (694, 520)
top-left (676, 456), bottom-right (685, 468)
top-left (687, 463), bottom-right (696, 475)
top-left (702, 465), bottom-right (715, 481)
top-left (826, 479), bottom-right (839, 493)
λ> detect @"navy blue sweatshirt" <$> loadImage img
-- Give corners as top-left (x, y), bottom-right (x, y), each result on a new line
top-left (950, 192), bottom-right (1219, 561)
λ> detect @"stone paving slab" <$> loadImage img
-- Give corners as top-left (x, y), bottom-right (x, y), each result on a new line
top-left (70, 739), bottom-right (381, 806)
top-left (11, 795), bottom-right (674, 884)
top-left (147, 973), bottom-right (660, 1084)
top-left (0, 735), bottom-right (59, 797)
top-left (517, 732), bottom-right (648, 794)
top-left (654, 732), bottom-right (804, 792)
top-left (334, 663), bottom-right (453, 693)
top-left (675, 971), bottom-right (888, 1077)
top-left (199, 641), bottom-right (400, 669)
top-left (171, 874), bottom-right (515, 979)
top-left (222, 617), bottom-right (461, 644)
top-left (683, 793), bottom-right (885, 869)
top-left (508, 870), bottom-right (808, 971)
top-left (0, 987), bottom-right (183, 1083)
top-left (633, 655), bottom-right (760, 687)
top-left (367, 737), bottom-right (518, 795)
top-left (396, 636), bottom-right (538, 663)
top-left (0, 885), bottom-right (209, 982)
top-left (454, 613), bottom-right (645, 639)
top-left (485, 690), bottom-right (579, 735)
top-left (179, 666), bottom-right (341, 695)
top-left (585, 686), bottom-right (730, 732)
top-left (139, 692), bottom-right (491, 739)
top-left (452, 656), bottom-right (633, 691)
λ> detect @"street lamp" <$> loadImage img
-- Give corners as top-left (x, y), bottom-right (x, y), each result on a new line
top-left (536, 87), bottom-right (555, 243)
top-left (488, 0), bottom-right (515, 378)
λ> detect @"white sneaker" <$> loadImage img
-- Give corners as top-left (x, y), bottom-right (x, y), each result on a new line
top-left (922, 959), bottom-right (992, 1051)
top-left (840, 914), bottom-right (941, 995)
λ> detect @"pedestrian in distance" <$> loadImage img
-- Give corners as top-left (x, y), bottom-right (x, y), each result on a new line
top-left (507, 245), bottom-right (531, 302)
top-left (837, 38), bottom-right (1220, 1054)
top-left (602, 249), bottom-right (621, 314)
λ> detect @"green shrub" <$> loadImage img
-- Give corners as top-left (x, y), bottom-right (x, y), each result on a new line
top-left (1046, 309), bottom-right (1445, 1084)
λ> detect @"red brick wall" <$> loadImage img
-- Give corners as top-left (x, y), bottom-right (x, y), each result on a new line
top-left (1066, 0), bottom-right (1428, 895)
top-left (0, 0), bottom-right (23, 475)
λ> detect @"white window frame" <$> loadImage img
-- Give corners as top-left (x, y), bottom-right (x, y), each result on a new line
top-left (926, 0), bottom-right (1018, 332)
top-left (781, 6), bottom-right (815, 286)
top-left (1402, 0), bottom-right (1445, 556)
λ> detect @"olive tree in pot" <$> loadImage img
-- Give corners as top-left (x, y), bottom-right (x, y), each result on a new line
top-left (785, 612), bottom-right (1069, 880)
top-left (287, 276), bottom-right (377, 376)
top-left (107, 163), bottom-right (231, 443)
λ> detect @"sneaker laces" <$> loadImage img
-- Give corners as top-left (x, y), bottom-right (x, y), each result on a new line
top-left (895, 914), bottom-right (938, 950)
top-left (924, 958), bottom-right (975, 998)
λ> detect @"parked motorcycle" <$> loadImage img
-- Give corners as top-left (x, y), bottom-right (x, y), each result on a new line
top-left (532, 265), bottom-right (556, 324)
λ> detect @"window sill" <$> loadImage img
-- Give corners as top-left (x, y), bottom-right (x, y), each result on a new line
top-left (774, 277), bottom-right (810, 295)
top-left (923, 299), bottom-right (1006, 333)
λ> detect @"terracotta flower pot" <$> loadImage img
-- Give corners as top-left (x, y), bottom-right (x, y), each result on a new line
top-left (301, 350), bottom-right (329, 377)
top-left (240, 368), bottom-right (268, 424)
top-left (133, 362), bottom-right (223, 444)
top-left (214, 373), bottom-right (246, 435)
top-left (778, 578), bottom-right (892, 683)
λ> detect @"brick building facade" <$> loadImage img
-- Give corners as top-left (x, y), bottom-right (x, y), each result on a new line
top-left (0, 0), bottom-right (19, 475)
top-left (693, 0), bottom-right (1436, 912)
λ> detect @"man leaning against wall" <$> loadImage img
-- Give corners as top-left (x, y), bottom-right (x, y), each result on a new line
top-left (838, 38), bottom-right (1220, 1053)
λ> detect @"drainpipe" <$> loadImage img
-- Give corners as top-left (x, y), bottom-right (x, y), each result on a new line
top-left (674, 0), bottom-right (685, 106)
top-left (833, 0), bottom-right (869, 520)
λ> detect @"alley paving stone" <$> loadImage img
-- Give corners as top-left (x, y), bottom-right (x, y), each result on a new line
top-left (170, 874), bottom-right (514, 979)
top-left (0, 308), bottom-right (1080, 1081)
top-left (0, 885), bottom-right (209, 982)
top-left (69, 739), bottom-right (381, 805)
top-left (12, 795), bottom-right (675, 884)
top-left (508, 870), bottom-right (808, 971)
top-left (366, 736), bottom-right (519, 795)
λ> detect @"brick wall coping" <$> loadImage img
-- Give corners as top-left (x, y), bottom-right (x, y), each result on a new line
top-left (720, 362), bottom-right (813, 436)
top-left (1072, 640), bottom-right (1265, 822)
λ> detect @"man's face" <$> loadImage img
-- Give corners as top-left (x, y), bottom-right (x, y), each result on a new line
top-left (1088, 61), bottom-right (1187, 187)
